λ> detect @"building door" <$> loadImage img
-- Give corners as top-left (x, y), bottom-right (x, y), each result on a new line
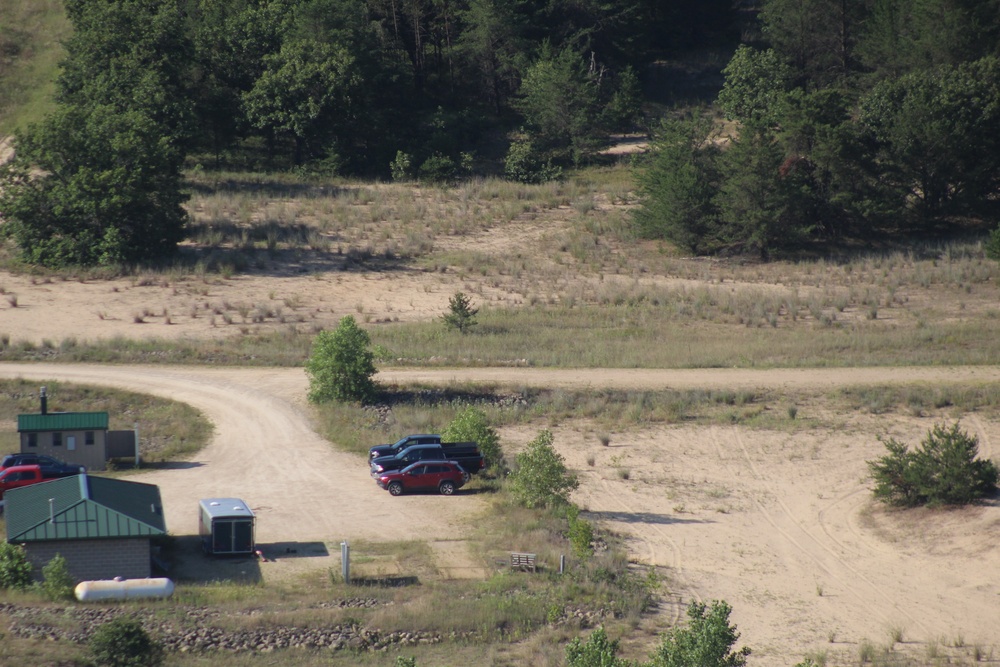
top-left (67, 436), bottom-right (76, 451)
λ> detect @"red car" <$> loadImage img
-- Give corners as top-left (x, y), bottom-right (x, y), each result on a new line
top-left (376, 460), bottom-right (468, 496)
top-left (0, 464), bottom-right (46, 499)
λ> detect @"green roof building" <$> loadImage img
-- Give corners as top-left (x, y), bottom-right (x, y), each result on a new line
top-left (5, 475), bottom-right (166, 582)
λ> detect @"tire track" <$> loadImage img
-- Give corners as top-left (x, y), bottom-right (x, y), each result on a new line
top-left (727, 426), bottom-right (929, 637)
top-left (588, 474), bottom-right (691, 626)
top-left (968, 413), bottom-right (993, 460)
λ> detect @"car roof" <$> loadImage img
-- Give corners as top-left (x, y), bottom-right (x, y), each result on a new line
top-left (1, 464), bottom-right (42, 474)
top-left (401, 460), bottom-right (461, 469)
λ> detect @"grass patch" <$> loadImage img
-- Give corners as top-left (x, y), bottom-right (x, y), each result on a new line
top-left (0, 0), bottom-right (69, 134)
top-left (0, 378), bottom-right (212, 463)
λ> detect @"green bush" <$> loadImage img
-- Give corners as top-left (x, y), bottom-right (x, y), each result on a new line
top-left (390, 150), bottom-right (412, 181)
top-left (566, 626), bottom-right (631, 667)
top-left (986, 224), bottom-right (1000, 260)
top-left (306, 315), bottom-right (378, 404)
top-left (568, 512), bottom-right (595, 560)
top-left (508, 430), bottom-right (578, 508)
top-left (88, 617), bottom-right (163, 667)
top-left (868, 422), bottom-right (999, 507)
top-left (504, 138), bottom-right (562, 184)
top-left (40, 553), bottom-right (75, 600)
top-left (649, 599), bottom-right (751, 667)
top-left (0, 542), bottom-right (33, 590)
top-left (441, 405), bottom-right (504, 475)
top-left (418, 153), bottom-right (456, 182)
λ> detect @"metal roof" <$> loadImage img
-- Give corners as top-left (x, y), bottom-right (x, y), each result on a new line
top-left (17, 412), bottom-right (109, 432)
top-left (5, 475), bottom-right (165, 542)
top-left (199, 498), bottom-right (255, 520)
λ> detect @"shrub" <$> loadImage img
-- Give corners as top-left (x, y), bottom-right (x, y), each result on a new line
top-left (306, 315), bottom-right (378, 404)
top-left (390, 151), bottom-right (412, 181)
top-left (88, 617), bottom-right (163, 667)
top-left (40, 554), bottom-right (75, 600)
top-left (504, 138), bottom-right (562, 184)
top-left (649, 599), bottom-right (751, 667)
top-left (418, 153), bottom-right (456, 182)
top-left (566, 626), bottom-right (631, 667)
top-left (568, 512), bottom-right (595, 560)
top-left (508, 430), bottom-right (579, 508)
top-left (0, 542), bottom-right (33, 590)
top-left (442, 406), bottom-right (504, 474)
top-left (441, 291), bottom-right (479, 334)
top-left (986, 224), bottom-right (1000, 260)
top-left (868, 422), bottom-right (999, 507)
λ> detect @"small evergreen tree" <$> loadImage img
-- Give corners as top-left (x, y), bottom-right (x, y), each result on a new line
top-left (442, 406), bottom-right (504, 474)
top-left (306, 316), bottom-right (378, 404)
top-left (442, 292), bottom-right (479, 334)
top-left (868, 422), bottom-right (999, 507)
top-left (41, 554), bottom-right (75, 601)
top-left (508, 430), bottom-right (579, 508)
top-left (0, 542), bottom-right (33, 590)
top-left (88, 617), bottom-right (163, 667)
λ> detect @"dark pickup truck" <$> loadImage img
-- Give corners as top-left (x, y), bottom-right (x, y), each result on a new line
top-left (370, 443), bottom-right (484, 476)
top-left (368, 434), bottom-right (442, 461)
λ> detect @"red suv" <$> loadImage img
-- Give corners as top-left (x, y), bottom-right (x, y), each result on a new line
top-left (0, 464), bottom-right (46, 499)
top-left (376, 460), bottom-right (468, 496)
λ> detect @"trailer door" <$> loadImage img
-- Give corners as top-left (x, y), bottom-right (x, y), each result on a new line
top-left (233, 520), bottom-right (253, 553)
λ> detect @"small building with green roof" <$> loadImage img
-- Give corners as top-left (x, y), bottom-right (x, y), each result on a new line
top-left (5, 474), bottom-right (166, 582)
top-left (17, 410), bottom-right (110, 471)
top-left (15, 386), bottom-right (139, 471)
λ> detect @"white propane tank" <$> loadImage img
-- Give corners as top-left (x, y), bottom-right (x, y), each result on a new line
top-left (74, 577), bottom-right (175, 601)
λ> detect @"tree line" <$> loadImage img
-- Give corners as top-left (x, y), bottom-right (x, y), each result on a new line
top-left (1, 0), bottom-right (742, 267)
top-left (636, 0), bottom-right (1000, 259)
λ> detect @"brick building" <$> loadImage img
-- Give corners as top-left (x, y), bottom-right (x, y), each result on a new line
top-left (5, 475), bottom-right (166, 582)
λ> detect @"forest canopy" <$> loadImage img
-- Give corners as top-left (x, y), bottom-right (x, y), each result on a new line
top-left (637, 0), bottom-right (1000, 259)
top-left (3, 1), bottom-right (999, 266)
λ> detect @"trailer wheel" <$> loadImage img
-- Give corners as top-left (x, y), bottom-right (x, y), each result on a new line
top-left (388, 482), bottom-right (404, 496)
top-left (439, 481), bottom-right (455, 495)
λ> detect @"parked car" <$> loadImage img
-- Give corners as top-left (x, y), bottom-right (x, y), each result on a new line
top-left (375, 460), bottom-right (468, 496)
top-left (0, 453), bottom-right (86, 477)
top-left (0, 464), bottom-right (47, 499)
top-left (368, 434), bottom-right (442, 461)
top-left (370, 443), bottom-right (484, 476)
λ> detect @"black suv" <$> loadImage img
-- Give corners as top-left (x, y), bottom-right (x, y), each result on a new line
top-left (368, 434), bottom-right (442, 461)
top-left (0, 454), bottom-right (85, 478)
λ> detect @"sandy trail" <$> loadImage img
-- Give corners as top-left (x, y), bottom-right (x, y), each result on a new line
top-left (2, 362), bottom-right (999, 663)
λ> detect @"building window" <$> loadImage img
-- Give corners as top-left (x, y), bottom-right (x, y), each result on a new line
top-left (27, 433), bottom-right (37, 448)
top-left (85, 431), bottom-right (95, 445)
top-left (52, 432), bottom-right (62, 447)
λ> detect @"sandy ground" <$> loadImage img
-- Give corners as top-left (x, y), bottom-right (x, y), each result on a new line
top-left (1, 139), bottom-right (998, 661)
top-left (2, 360), bottom-right (999, 664)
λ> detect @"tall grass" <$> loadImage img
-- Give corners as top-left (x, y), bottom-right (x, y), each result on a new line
top-left (0, 0), bottom-right (70, 134)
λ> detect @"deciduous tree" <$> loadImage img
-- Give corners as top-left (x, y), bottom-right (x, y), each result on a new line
top-left (442, 406), bottom-right (504, 474)
top-left (649, 600), bottom-right (751, 667)
top-left (508, 429), bottom-right (578, 508)
top-left (306, 316), bottom-right (379, 404)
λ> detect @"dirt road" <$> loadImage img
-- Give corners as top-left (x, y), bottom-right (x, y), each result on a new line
top-left (2, 362), bottom-right (999, 663)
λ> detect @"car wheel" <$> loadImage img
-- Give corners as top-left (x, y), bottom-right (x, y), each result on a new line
top-left (439, 481), bottom-right (455, 495)
top-left (388, 482), bottom-right (404, 496)
top-left (461, 471), bottom-right (471, 484)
